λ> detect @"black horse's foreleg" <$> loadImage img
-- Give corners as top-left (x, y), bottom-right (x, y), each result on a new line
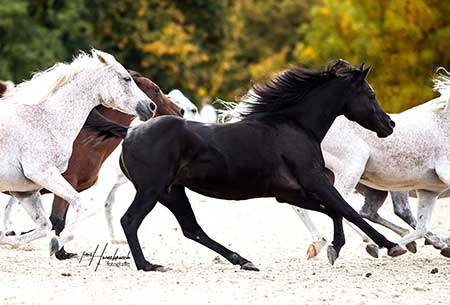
top-left (280, 195), bottom-right (345, 264)
top-left (159, 186), bottom-right (259, 271)
top-left (303, 173), bottom-right (406, 257)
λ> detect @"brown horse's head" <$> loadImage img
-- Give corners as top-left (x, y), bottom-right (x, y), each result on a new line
top-left (0, 81), bottom-right (7, 98)
top-left (129, 70), bottom-right (183, 117)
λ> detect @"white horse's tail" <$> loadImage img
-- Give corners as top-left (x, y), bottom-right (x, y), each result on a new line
top-left (214, 99), bottom-right (239, 123)
top-left (425, 67), bottom-right (450, 112)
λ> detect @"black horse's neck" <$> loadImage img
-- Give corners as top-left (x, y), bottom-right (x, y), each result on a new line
top-left (284, 79), bottom-right (349, 142)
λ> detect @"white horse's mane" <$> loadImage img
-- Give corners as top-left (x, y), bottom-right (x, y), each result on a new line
top-left (3, 49), bottom-right (116, 105)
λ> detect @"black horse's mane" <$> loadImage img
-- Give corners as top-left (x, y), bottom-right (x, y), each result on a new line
top-left (237, 60), bottom-right (356, 118)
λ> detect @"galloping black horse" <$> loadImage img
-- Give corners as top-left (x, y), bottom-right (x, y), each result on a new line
top-left (85, 60), bottom-right (406, 271)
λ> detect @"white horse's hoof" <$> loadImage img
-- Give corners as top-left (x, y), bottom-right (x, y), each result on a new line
top-left (0, 231), bottom-right (4, 241)
top-left (111, 239), bottom-right (128, 245)
top-left (424, 235), bottom-right (446, 249)
top-left (440, 247), bottom-right (450, 258)
top-left (306, 238), bottom-right (326, 260)
top-left (405, 241), bottom-right (417, 253)
top-left (49, 237), bottom-right (60, 256)
top-left (366, 244), bottom-right (379, 258)
top-left (388, 245), bottom-right (407, 257)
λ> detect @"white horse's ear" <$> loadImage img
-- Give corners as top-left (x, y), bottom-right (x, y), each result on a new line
top-left (92, 49), bottom-right (116, 65)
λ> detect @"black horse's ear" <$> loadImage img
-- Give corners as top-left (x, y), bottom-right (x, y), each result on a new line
top-left (361, 65), bottom-right (372, 78)
top-left (359, 63), bottom-right (365, 70)
top-left (355, 65), bottom-right (372, 82)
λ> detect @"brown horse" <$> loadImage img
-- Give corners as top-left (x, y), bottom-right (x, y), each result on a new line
top-left (6, 71), bottom-right (183, 259)
top-left (0, 81), bottom-right (6, 97)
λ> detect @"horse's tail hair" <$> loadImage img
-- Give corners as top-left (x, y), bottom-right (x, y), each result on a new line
top-left (83, 108), bottom-right (128, 140)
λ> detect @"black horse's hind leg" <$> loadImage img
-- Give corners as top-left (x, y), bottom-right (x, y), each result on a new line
top-left (121, 189), bottom-right (165, 271)
top-left (159, 186), bottom-right (259, 271)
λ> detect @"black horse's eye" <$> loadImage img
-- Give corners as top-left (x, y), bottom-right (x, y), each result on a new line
top-left (122, 76), bottom-right (132, 82)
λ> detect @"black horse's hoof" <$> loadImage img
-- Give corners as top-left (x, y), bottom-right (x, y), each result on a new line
top-left (405, 241), bottom-right (417, 253)
top-left (366, 244), bottom-right (379, 258)
top-left (138, 262), bottom-right (167, 272)
top-left (388, 245), bottom-right (407, 257)
top-left (241, 261), bottom-right (259, 271)
top-left (5, 231), bottom-right (16, 236)
top-left (55, 248), bottom-right (78, 260)
top-left (49, 237), bottom-right (60, 256)
top-left (440, 247), bottom-right (450, 258)
top-left (327, 246), bottom-right (338, 265)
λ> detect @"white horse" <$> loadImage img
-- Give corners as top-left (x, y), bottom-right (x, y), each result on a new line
top-left (0, 49), bottom-right (155, 255)
top-left (294, 69), bottom-right (450, 259)
top-left (167, 89), bottom-right (202, 121)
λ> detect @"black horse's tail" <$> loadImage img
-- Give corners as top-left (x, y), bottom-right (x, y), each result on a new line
top-left (83, 108), bottom-right (128, 140)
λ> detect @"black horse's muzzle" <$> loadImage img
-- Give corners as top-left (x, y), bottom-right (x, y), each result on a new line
top-left (136, 100), bottom-right (156, 121)
top-left (376, 117), bottom-right (395, 138)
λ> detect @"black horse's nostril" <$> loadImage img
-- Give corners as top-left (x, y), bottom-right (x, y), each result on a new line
top-left (389, 120), bottom-right (395, 128)
top-left (149, 102), bottom-right (156, 111)
top-left (180, 108), bottom-right (185, 116)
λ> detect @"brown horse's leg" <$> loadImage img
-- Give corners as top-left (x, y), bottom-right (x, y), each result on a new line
top-left (49, 195), bottom-right (74, 260)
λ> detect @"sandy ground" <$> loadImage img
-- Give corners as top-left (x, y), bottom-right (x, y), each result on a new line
top-left (1, 184), bottom-right (450, 305)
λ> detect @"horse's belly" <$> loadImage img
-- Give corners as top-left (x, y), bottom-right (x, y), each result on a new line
top-left (0, 173), bottom-right (39, 193)
top-left (360, 167), bottom-right (446, 192)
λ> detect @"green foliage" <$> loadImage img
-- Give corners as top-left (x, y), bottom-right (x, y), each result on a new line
top-left (1, 0), bottom-right (450, 111)
top-left (0, 0), bottom-right (91, 82)
top-left (294, 0), bottom-right (450, 112)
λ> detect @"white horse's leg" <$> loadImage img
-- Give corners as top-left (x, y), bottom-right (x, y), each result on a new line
top-left (292, 207), bottom-right (326, 259)
top-left (395, 190), bottom-right (437, 247)
top-left (3, 196), bottom-right (18, 233)
top-left (0, 192), bottom-right (51, 247)
top-left (23, 166), bottom-right (83, 254)
top-left (105, 179), bottom-right (128, 244)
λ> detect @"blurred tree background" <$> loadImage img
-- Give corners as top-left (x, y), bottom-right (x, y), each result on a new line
top-left (1, 0), bottom-right (450, 112)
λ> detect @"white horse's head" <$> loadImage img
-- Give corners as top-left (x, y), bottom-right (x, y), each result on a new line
top-left (167, 89), bottom-right (201, 121)
top-left (7, 49), bottom-right (156, 121)
top-left (91, 50), bottom-right (156, 120)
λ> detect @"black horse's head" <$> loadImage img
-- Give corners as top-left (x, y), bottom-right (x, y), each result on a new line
top-left (329, 60), bottom-right (395, 138)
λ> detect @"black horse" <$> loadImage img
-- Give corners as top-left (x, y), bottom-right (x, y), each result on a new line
top-left (85, 60), bottom-right (405, 272)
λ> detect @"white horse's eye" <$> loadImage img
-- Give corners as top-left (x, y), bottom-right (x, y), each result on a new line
top-left (122, 76), bottom-right (132, 82)
top-left (192, 109), bottom-right (197, 113)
